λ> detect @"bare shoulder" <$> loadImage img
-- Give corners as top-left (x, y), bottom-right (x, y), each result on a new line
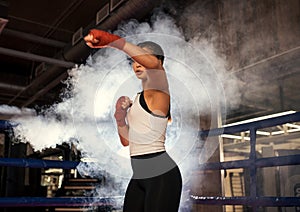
top-left (144, 89), bottom-right (170, 116)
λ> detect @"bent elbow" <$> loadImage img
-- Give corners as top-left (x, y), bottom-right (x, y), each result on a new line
top-left (146, 59), bottom-right (161, 70)
top-left (122, 142), bottom-right (129, 147)
top-left (119, 135), bottom-right (129, 146)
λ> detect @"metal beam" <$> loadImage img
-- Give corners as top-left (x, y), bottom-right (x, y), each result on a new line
top-left (21, 71), bottom-right (69, 107)
top-left (0, 47), bottom-right (76, 68)
top-left (2, 29), bottom-right (67, 48)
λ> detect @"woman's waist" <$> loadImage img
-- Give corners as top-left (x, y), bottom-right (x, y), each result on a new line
top-left (130, 150), bottom-right (178, 179)
top-left (129, 141), bottom-right (165, 157)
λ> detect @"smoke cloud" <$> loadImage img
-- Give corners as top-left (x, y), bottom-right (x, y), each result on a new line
top-left (7, 8), bottom-right (240, 211)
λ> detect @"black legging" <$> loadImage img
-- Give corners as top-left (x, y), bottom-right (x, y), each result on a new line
top-left (123, 151), bottom-right (182, 212)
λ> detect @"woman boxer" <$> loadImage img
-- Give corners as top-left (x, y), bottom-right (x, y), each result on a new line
top-left (84, 29), bottom-right (182, 212)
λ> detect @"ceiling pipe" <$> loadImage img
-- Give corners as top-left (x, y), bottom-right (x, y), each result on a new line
top-left (0, 82), bottom-right (56, 103)
top-left (0, 47), bottom-right (75, 68)
top-left (0, 82), bottom-right (25, 92)
top-left (11, 0), bottom-right (163, 107)
top-left (2, 28), bottom-right (67, 48)
top-left (0, 111), bottom-right (36, 121)
top-left (21, 71), bottom-right (69, 107)
top-left (63, 0), bottom-right (164, 63)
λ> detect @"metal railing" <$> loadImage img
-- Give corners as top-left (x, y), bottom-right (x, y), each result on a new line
top-left (193, 111), bottom-right (300, 211)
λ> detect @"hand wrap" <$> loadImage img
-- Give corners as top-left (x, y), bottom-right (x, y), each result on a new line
top-left (88, 29), bottom-right (125, 49)
top-left (114, 96), bottom-right (128, 127)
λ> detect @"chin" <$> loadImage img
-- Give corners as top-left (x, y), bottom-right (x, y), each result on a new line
top-left (135, 74), bottom-right (145, 80)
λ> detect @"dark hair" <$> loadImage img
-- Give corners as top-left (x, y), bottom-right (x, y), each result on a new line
top-left (137, 41), bottom-right (165, 64)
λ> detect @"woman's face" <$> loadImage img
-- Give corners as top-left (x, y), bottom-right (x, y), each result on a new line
top-left (132, 47), bottom-right (152, 80)
top-left (132, 60), bottom-right (147, 80)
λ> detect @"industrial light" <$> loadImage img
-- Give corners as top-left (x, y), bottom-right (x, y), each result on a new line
top-left (223, 110), bottom-right (296, 127)
top-left (271, 128), bottom-right (300, 135)
top-left (221, 134), bottom-right (250, 141)
top-left (80, 157), bottom-right (98, 162)
top-left (285, 123), bottom-right (300, 129)
top-left (255, 130), bottom-right (271, 136)
top-left (220, 111), bottom-right (299, 141)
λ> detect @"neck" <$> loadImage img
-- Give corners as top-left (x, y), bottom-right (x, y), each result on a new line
top-left (141, 80), bottom-right (147, 89)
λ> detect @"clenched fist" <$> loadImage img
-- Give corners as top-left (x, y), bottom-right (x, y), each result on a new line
top-left (84, 29), bottom-right (125, 49)
top-left (114, 96), bottom-right (132, 127)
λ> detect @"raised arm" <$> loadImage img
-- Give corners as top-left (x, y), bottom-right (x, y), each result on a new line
top-left (122, 42), bottom-right (162, 70)
top-left (84, 29), bottom-right (163, 70)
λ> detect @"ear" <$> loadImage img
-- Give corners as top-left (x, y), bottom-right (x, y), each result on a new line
top-left (158, 59), bottom-right (163, 66)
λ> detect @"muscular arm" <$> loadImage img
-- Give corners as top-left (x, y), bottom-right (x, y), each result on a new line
top-left (84, 30), bottom-right (163, 70)
top-left (122, 42), bottom-right (163, 70)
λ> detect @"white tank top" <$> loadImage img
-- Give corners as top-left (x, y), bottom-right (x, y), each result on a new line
top-left (126, 92), bottom-right (168, 156)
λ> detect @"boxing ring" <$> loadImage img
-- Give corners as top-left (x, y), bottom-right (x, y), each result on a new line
top-left (0, 121), bottom-right (116, 209)
top-left (194, 111), bottom-right (300, 211)
top-left (0, 112), bottom-right (300, 211)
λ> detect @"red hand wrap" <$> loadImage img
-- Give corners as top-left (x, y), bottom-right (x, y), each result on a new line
top-left (114, 96), bottom-right (127, 127)
top-left (89, 29), bottom-right (125, 49)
